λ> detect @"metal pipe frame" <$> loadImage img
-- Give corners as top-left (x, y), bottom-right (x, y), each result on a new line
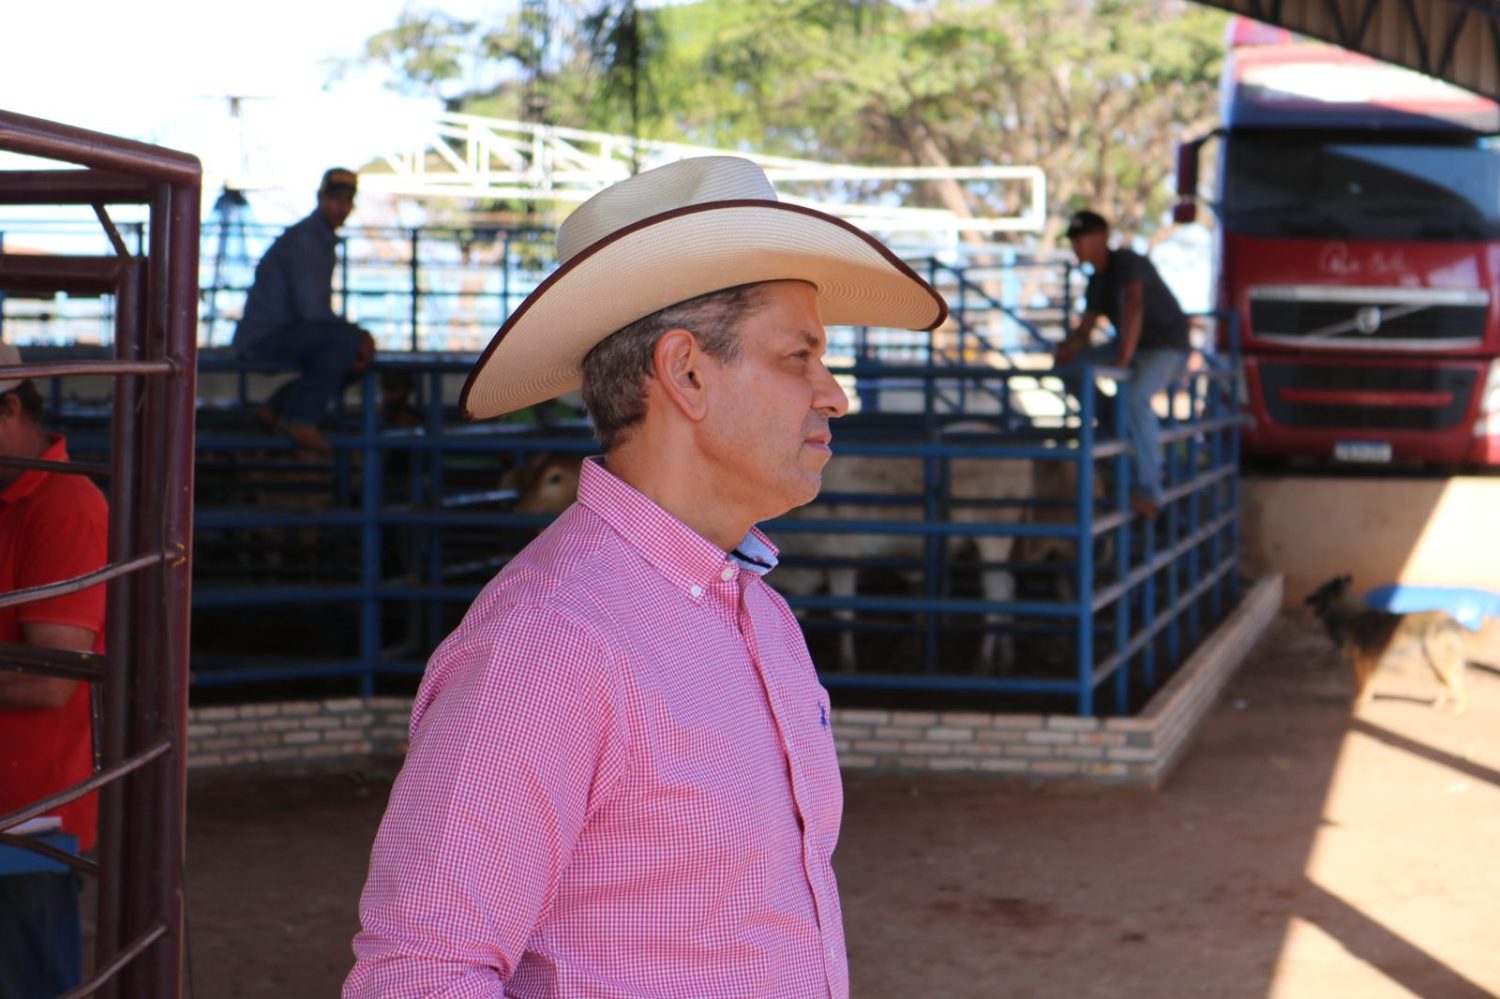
top-left (0, 108), bottom-right (199, 998)
top-left (26, 230), bottom-right (1237, 719)
top-left (10, 218), bottom-right (1082, 357)
top-left (171, 320), bottom-right (1241, 718)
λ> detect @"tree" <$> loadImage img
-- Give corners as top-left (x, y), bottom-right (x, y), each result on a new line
top-left (355, 0), bottom-right (1227, 243)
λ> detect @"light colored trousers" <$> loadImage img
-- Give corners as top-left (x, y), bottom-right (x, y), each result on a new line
top-left (1077, 344), bottom-right (1190, 505)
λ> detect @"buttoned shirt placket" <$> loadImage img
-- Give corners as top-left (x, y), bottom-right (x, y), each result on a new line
top-left (707, 560), bottom-right (841, 998)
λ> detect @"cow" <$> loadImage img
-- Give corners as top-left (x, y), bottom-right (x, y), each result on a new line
top-left (509, 431), bottom-right (1035, 675)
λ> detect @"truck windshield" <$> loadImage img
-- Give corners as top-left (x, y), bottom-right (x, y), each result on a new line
top-left (1222, 132), bottom-right (1500, 241)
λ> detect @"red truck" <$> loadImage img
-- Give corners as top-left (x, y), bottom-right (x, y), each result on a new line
top-left (1176, 19), bottom-right (1500, 468)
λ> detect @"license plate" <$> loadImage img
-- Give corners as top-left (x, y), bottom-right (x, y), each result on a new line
top-left (1333, 441), bottom-right (1393, 463)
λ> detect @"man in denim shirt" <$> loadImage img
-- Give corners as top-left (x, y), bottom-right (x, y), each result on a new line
top-left (234, 167), bottom-right (374, 454)
top-left (1055, 210), bottom-right (1191, 519)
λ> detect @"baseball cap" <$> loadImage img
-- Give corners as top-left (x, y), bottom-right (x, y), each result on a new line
top-left (1065, 210), bottom-right (1109, 239)
top-left (0, 343), bottom-right (23, 395)
top-left (319, 167), bottom-right (359, 195)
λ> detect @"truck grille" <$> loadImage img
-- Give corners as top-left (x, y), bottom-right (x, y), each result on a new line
top-left (1259, 362), bottom-right (1476, 431)
top-left (1249, 286), bottom-right (1487, 348)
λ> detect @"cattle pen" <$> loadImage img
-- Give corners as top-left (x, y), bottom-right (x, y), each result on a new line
top-left (4, 193), bottom-right (1259, 794)
top-left (28, 313), bottom-right (1243, 722)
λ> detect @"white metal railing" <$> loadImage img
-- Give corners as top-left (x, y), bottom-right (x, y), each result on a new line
top-left (360, 112), bottom-right (1046, 240)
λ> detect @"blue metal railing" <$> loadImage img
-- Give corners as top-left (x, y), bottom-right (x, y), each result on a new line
top-left (178, 315), bottom-right (1241, 715)
top-left (11, 209), bottom-right (1237, 714)
top-left (1, 221), bottom-right (1081, 356)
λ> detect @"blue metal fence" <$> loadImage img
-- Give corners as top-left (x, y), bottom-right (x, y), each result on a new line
top-left (1, 220), bottom-right (1077, 355)
top-left (8, 211), bottom-right (1238, 715)
top-left (38, 320), bottom-right (1239, 716)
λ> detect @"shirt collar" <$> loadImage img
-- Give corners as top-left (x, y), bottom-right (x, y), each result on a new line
top-left (0, 434), bottom-right (68, 507)
top-left (576, 457), bottom-right (779, 598)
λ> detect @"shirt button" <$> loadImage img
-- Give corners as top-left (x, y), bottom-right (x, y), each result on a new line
top-left (721, 567), bottom-right (735, 581)
top-left (689, 585), bottom-right (704, 598)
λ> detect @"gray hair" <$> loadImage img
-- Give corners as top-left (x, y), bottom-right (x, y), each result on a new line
top-left (581, 282), bottom-right (773, 452)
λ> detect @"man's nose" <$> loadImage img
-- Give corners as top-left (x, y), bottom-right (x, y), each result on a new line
top-left (813, 360), bottom-right (850, 418)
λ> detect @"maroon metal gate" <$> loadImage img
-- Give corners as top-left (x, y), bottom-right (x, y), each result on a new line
top-left (0, 110), bottom-right (199, 998)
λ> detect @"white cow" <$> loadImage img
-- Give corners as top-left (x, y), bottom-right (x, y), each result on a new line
top-left (510, 439), bottom-right (1036, 674)
top-left (771, 433), bottom-right (1034, 674)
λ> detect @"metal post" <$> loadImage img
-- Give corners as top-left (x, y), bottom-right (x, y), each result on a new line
top-left (155, 178), bottom-right (199, 997)
top-left (1165, 378), bottom-right (1182, 666)
top-left (1186, 374), bottom-right (1202, 646)
top-left (1076, 365), bottom-right (1095, 716)
top-left (1141, 496), bottom-right (1158, 692)
top-left (360, 374), bottom-right (382, 697)
top-left (1208, 365), bottom-right (1225, 620)
top-left (409, 228), bottom-right (421, 351)
top-left (427, 368), bottom-right (445, 652)
top-left (922, 449), bottom-right (942, 673)
top-left (1225, 311), bottom-right (1242, 603)
top-left (1112, 385), bottom-right (1131, 713)
top-left (96, 260), bottom-right (145, 999)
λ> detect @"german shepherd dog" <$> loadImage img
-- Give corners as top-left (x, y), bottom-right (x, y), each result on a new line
top-left (1304, 575), bottom-right (1468, 714)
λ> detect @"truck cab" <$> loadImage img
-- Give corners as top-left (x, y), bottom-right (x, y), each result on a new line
top-left (1180, 19), bottom-right (1500, 468)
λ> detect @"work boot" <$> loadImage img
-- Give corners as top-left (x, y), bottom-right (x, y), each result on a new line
top-left (279, 422), bottom-right (332, 456)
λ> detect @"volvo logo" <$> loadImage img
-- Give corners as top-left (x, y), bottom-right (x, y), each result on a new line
top-left (1354, 306), bottom-right (1382, 334)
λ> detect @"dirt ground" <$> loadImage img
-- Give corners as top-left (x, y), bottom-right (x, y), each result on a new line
top-left (182, 613), bottom-right (1500, 998)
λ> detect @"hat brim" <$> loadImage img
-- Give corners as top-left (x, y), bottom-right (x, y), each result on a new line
top-left (460, 200), bottom-right (948, 420)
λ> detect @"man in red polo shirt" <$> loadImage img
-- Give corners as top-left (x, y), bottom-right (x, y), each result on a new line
top-left (0, 344), bottom-right (108, 998)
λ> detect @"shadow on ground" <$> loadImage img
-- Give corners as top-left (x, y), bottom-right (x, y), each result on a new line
top-left (182, 613), bottom-right (1500, 997)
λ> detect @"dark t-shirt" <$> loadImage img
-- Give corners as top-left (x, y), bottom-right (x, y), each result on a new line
top-left (1084, 249), bottom-right (1190, 352)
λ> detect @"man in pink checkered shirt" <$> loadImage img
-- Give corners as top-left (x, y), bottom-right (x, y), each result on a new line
top-left (345, 157), bottom-right (946, 998)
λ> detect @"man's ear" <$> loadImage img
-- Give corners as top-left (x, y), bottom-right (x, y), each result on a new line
top-left (0, 393), bottom-right (19, 422)
top-left (652, 328), bottom-right (709, 422)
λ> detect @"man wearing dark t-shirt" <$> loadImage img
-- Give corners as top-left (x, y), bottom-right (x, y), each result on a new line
top-left (1054, 210), bottom-right (1190, 518)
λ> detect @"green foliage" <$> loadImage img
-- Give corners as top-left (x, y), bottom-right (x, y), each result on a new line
top-left (358, 0), bottom-right (1228, 240)
top-left (361, 9), bottom-right (480, 101)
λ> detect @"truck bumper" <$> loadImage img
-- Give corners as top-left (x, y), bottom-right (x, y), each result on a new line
top-left (1243, 354), bottom-right (1498, 467)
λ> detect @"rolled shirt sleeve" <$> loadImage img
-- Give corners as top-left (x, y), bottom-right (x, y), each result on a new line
top-left (346, 605), bottom-right (632, 997)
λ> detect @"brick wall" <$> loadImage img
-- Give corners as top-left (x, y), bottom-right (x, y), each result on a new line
top-left (830, 573), bottom-right (1281, 786)
top-left (186, 696), bottom-right (411, 771)
top-left (187, 576), bottom-right (1281, 787)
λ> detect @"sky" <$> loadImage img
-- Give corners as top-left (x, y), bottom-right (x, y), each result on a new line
top-left (2, 0), bottom-right (502, 222)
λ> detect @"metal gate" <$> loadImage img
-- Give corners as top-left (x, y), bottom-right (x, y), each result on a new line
top-left (0, 110), bottom-right (199, 998)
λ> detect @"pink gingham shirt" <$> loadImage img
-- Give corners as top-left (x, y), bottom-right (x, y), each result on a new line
top-left (346, 458), bottom-right (847, 998)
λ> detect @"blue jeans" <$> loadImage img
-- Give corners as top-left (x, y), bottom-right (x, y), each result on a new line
top-left (1076, 345), bottom-right (1190, 505)
top-left (241, 319), bottom-right (367, 427)
top-left (0, 873), bottom-right (82, 997)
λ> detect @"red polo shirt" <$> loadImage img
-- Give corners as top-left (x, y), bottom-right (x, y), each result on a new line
top-left (0, 435), bottom-right (107, 852)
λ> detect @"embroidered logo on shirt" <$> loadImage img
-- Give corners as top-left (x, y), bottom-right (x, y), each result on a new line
top-left (818, 703), bottom-right (828, 729)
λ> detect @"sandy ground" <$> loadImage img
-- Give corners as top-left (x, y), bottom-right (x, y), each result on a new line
top-left (182, 613), bottom-right (1500, 997)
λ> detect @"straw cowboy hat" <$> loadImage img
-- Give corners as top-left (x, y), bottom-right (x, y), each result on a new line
top-left (460, 155), bottom-right (948, 419)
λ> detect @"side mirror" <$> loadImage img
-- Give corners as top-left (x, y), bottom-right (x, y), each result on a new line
top-left (1173, 139), bottom-right (1202, 225)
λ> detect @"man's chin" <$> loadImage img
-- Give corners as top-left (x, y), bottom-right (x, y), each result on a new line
top-left (791, 470), bottom-right (824, 508)
top-left (762, 470), bottom-right (822, 519)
